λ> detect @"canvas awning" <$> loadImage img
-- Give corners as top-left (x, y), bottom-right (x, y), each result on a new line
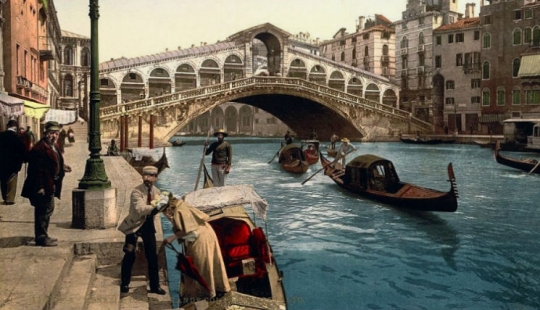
top-left (479, 114), bottom-right (508, 123)
top-left (24, 100), bottom-right (50, 119)
top-left (43, 109), bottom-right (77, 125)
top-left (0, 94), bottom-right (24, 117)
top-left (518, 54), bottom-right (540, 78)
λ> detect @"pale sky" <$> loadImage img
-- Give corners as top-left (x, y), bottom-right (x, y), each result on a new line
top-left (54, 0), bottom-right (481, 62)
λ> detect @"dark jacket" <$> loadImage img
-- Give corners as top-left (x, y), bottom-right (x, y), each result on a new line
top-left (0, 130), bottom-right (28, 179)
top-left (21, 139), bottom-right (65, 199)
top-left (206, 140), bottom-right (232, 166)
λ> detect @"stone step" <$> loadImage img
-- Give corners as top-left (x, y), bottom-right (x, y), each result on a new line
top-left (87, 264), bottom-right (121, 310)
top-left (52, 254), bottom-right (97, 310)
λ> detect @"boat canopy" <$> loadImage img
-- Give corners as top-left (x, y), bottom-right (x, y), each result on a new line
top-left (183, 185), bottom-right (269, 221)
top-left (347, 154), bottom-right (391, 169)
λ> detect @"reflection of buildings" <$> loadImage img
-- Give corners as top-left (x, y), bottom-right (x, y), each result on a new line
top-left (58, 30), bottom-right (90, 120)
top-left (180, 102), bottom-right (289, 137)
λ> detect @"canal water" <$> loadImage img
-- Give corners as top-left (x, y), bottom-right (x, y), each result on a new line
top-left (155, 137), bottom-right (540, 310)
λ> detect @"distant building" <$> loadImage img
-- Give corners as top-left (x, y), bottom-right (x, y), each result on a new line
top-left (394, 0), bottom-right (462, 122)
top-left (59, 30), bottom-right (91, 120)
top-left (433, 4), bottom-right (481, 134)
top-left (319, 14), bottom-right (396, 79)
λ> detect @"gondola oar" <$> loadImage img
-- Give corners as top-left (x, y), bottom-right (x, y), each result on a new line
top-left (301, 149), bottom-right (355, 185)
top-left (267, 143), bottom-right (284, 164)
top-left (194, 129), bottom-right (212, 191)
top-left (529, 161), bottom-right (540, 174)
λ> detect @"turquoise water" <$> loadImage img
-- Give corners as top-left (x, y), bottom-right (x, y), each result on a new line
top-left (157, 137), bottom-right (540, 310)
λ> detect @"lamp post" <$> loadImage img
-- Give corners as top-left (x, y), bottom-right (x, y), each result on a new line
top-left (78, 0), bottom-right (110, 189)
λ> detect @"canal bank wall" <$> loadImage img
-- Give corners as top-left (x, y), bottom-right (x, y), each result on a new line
top-left (0, 141), bottom-right (172, 309)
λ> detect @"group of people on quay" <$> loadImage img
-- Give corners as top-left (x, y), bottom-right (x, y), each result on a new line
top-left (0, 120), bottom-right (73, 247)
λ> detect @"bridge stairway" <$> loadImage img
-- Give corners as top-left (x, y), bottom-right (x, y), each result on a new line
top-left (50, 247), bottom-right (171, 310)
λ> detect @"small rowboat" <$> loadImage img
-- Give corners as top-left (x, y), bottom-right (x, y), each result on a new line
top-left (301, 140), bottom-right (320, 165)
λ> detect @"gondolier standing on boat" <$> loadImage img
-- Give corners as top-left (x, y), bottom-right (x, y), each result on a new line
top-left (205, 129), bottom-right (232, 186)
top-left (337, 137), bottom-right (356, 168)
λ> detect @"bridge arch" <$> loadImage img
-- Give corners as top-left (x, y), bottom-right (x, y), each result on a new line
top-left (148, 67), bottom-right (171, 97)
top-left (239, 105), bottom-right (253, 133)
top-left (120, 71), bottom-right (145, 102)
top-left (288, 58), bottom-right (307, 79)
top-left (224, 54), bottom-right (244, 81)
top-left (211, 106), bottom-right (225, 130)
top-left (200, 59), bottom-right (221, 86)
top-left (225, 105), bottom-right (238, 133)
top-left (100, 77), bottom-right (118, 106)
top-left (365, 83), bottom-right (380, 102)
top-left (309, 65), bottom-right (326, 85)
top-left (329, 71), bottom-right (345, 91)
top-left (253, 31), bottom-right (284, 76)
top-left (382, 89), bottom-right (398, 107)
top-left (175, 62), bottom-right (197, 91)
top-left (347, 77), bottom-right (363, 97)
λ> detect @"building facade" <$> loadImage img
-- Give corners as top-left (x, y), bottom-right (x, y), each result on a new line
top-left (319, 15), bottom-right (396, 79)
top-left (59, 30), bottom-right (91, 120)
top-left (479, 0), bottom-right (540, 134)
top-left (433, 4), bottom-right (481, 133)
top-left (395, 0), bottom-right (462, 122)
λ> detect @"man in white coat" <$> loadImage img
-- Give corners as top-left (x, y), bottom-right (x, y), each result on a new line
top-left (118, 166), bottom-right (169, 295)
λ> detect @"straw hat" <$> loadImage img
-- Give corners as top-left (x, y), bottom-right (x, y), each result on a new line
top-left (142, 166), bottom-right (158, 175)
top-left (341, 137), bottom-right (350, 143)
top-left (214, 129), bottom-right (228, 137)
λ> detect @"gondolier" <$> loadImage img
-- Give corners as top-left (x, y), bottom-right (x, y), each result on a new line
top-left (205, 129), bottom-right (232, 186)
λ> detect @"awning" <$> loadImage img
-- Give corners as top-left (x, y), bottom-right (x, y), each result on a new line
top-left (518, 54), bottom-right (540, 78)
top-left (0, 94), bottom-right (24, 117)
top-left (24, 100), bottom-right (50, 119)
top-left (43, 109), bottom-right (77, 125)
top-left (479, 114), bottom-right (508, 123)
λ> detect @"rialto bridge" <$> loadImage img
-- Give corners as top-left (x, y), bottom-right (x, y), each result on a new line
top-left (98, 23), bottom-right (432, 146)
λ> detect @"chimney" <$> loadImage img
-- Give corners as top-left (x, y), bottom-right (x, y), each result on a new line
top-left (357, 16), bottom-right (365, 31)
top-left (465, 3), bottom-right (476, 18)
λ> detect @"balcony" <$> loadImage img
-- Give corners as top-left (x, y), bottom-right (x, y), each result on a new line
top-left (401, 48), bottom-right (408, 55)
top-left (39, 36), bottom-right (54, 61)
top-left (463, 63), bottom-right (481, 74)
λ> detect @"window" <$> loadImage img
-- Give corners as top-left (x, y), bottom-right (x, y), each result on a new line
top-left (456, 33), bottom-right (464, 43)
top-left (524, 28), bottom-right (532, 44)
top-left (525, 87), bottom-right (540, 104)
top-left (471, 79), bottom-right (481, 89)
top-left (419, 17), bottom-right (424, 25)
top-left (436, 36), bottom-right (442, 45)
top-left (419, 32), bottom-right (425, 45)
top-left (483, 33), bottom-right (491, 49)
top-left (448, 34), bottom-right (454, 44)
top-left (482, 89), bottom-right (490, 106)
top-left (474, 31), bottom-right (480, 40)
top-left (533, 26), bottom-right (540, 46)
top-left (400, 37), bottom-right (408, 48)
top-left (513, 29), bottom-right (522, 45)
top-left (514, 10), bottom-right (522, 20)
top-left (435, 56), bottom-right (442, 68)
top-left (64, 47), bottom-right (73, 65)
top-left (402, 56), bottom-right (408, 69)
top-left (446, 80), bottom-right (455, 89)
top-left (513, 58), bottom-right (520, 77)
top-left (484, 15), bottom-right (491, 25)
top-left (363, 33), bottom-right (369, 40)
top-left (512, 89), bottom-right (521, 105)
top-left (445, 97), bottom-right (455, 105)
top-left (497, 89), bottom-right (505, 106)
top-left (471, 96), bottom-right (481, 104)
top-left (524, 9), bottom-right (532, 19)
top-left (483, 62), bottom-right (490, 79)
top-left (341, 51), bottom-right (345, 62)
top-left (456, 53), bottom-right (463, 66)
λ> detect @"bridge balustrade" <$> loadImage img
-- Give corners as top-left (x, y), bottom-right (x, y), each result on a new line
top-left (100, 77), bottom-right (430, 131)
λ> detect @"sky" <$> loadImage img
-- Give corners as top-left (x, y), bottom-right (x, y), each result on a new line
top-left (54, 0), bottom-right (481, 62)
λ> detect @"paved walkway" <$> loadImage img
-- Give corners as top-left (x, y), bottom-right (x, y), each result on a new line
top-left (0, 141), bottom-right (168, 309)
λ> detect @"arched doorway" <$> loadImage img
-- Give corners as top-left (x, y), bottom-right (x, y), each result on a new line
top-left (225, 106), bottom-right (238, 133)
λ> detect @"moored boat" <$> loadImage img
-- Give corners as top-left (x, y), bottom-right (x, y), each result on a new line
top-left (171, 139), bottom-right (186, 147)
top-left (301, 140), bottom-right (320, 165)
top-left (400, 137), bottom-right (443, 144)
top-left (123, 147), bottom-right (169, 175)
top-left (320, 153), bottom-right (459, 212)
top-left (165, 185), bottom-right (287, 309)
top-left (494, 141), bottom-right (540, 174)
top-left (278, 144), bottom-right (309, 174)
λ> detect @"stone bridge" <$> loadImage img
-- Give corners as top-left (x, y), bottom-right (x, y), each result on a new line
top-left (100, 77), bottom-right (431, 146)
top-left (97, 23), bottom-right (432, 146)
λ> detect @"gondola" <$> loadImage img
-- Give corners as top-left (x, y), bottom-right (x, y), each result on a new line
top-left (301, 139), bottom-right (320, 165)
top-left (123, 147), bottom-right (169, 175)
top-left (164, 184), bottom-right (287, 309)
top-left (399, 137), bottom-right (444, 144)
top-left (171, 139), bottom-right (186, 147)
top-left (278, 143), bottom-right (309, 174)
top-left (326, 145), bottom-right (338, 158)
top-left (320, 153), bottom-right (459, 212)
top-left (494, 141), bottom-right (540, 174)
